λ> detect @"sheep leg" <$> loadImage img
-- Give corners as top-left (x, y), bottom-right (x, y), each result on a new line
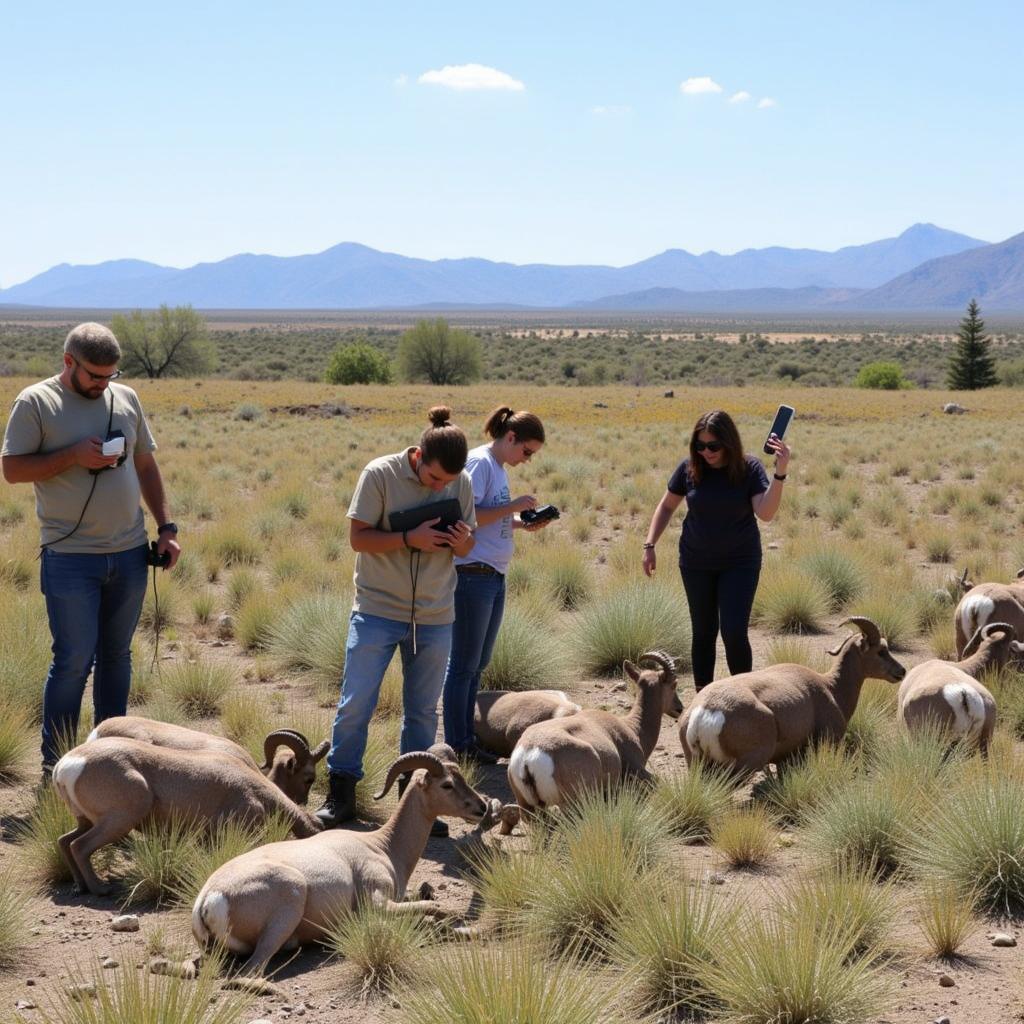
top-left (383, 899), bottom-right (450, 918)
top-left (237, 900), bottom-right (307, 976)
top-left (68, 813), bottom-right (139, 896)
top-left (57, 817), bottom-right (93, 893)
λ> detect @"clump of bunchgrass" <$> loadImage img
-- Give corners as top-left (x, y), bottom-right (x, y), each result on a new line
top-left (160, 658), bottom-right (237, 719)
top-left (323, 899), bottom-right (433, 995)
top-left (397, 937), bottom-right (625, 1024)
top-left (542, 546), bottom-right (594, 610)
top-left (852, 588), bottom-right (918, 650)
top-left (797, 547), bottom-right (867, 611)
top-left (219, 691), bottom-right (273, 757)
top-left (804, 773), bottom-right (923, 878)
top-left (121, 814), bottom-right (203, 905)
top-left (752, 564), bottom-right (831, 633)
top-left (762, 635), bottom-right (831, 673)
top-left (267, 594), bottom-right (350, 686)
top-left (908, 772), bottom-right (1024, 914)
top-left (463, 839), bottom-right (554, 933)
top-left (30, 949), bottom-right (253, 1024)
top-left (0, 864), bottom-right (37, 967)
top-left (571, 580), bottom-right (690, 676)
top-left (843, 682), bottom-right (899, 760)
top-left (481, 601), bottom-right (568, 690)
top-left (756, 742), bottom-right (859, 824)
top-left (710, 805), bottom-right (778, 869)
top-left (914, 880), bottom-right (979, 959)
top-left (649, 760), bottom-right (737, 841)
top-left (606, 871), bottom-right (737, 1017)
top-left (15, 785), bottom-right (78, 885)
top-left (0, 701), bottom-right (34, 784)
top-left (777, 860), bottom-right (900, 959)
top-left (235, 591), bottom-right (278, 652)
top-left (706, 912), bottom-right (895, 1024)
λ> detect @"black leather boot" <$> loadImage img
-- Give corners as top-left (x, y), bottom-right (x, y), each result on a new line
top-left (315, 772), bottom-right (358, 829)
top-left (396, 772), bottom-right (448, 838)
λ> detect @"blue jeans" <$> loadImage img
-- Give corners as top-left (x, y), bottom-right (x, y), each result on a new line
top-left (327, 611), bottom-right (453, 779)
top-left (40, 544), bottom-right (150, 765)
top-left (442, 569), bottom-right (506, 750)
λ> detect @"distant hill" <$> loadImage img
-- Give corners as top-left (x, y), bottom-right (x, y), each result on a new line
top-left (0, 224), bottom-right (988, 310)
top-left (844, 230), bottom-right (1024, 310)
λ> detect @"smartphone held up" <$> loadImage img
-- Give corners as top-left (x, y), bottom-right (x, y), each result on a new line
top-left (763, 405), bottom-right (795, 455)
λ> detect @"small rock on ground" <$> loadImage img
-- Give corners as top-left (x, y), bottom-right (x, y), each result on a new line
top-left (991, 932), bottom-right (1017, 947)
top-left (110, 914), bottom-right (140, 933)
top-left (938, 973), bottom-right (956, 987)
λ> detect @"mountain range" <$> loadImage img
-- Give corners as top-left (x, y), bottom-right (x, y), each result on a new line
top-left (2, 223), bottom-right (1023, 312)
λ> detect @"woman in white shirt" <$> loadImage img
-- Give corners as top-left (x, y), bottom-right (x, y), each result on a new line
top-left (441, 406), bottom-right (548, 761)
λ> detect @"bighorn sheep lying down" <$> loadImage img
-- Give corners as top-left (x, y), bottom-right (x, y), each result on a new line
top-left (53, 738), bottom-right (321, 896)
top-left (898, 622), bottom-right (1024, 749)
top-left (508, 651), bottom-right (682, 813)
top-left (89, 717), bottom-right (329, 806)
top-left (192, 749), bottom-right (488, 975)
top-left (954, 568), bottom-right (1024, 657)
top-left (680, 617), bottom-right (906, 776)
top-left (474, 689), bottom-right (581, 757)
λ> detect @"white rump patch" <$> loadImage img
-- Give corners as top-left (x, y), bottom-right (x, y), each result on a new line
top-left (194, 891), bottom-right (248, 954)
top-left (941, 683), bottom-right (986, 741)
top-left (52, 755), bottom-right (87, 815)
top-left (509, 746), bottom-right (560, 807)
top-left (686, 708), bottom-right (728, 763)
top-left (86, 727), bottom-right (100, 742)
top-left (960, 594), bottom-right (995, 638)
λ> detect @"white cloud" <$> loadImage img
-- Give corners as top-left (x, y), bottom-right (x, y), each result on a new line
top-left (757, 97), bottom-right (777, 108)
top-left (591, 104), bottom-right (632, 116)
top-left (393, 73), bottom-right (409, 88)
top-left (418, 63), bottom-right (525, 92)
top-left (729, 90), bottom-right (751, 104)
top-left (680, 76), bottom-right (722, 95)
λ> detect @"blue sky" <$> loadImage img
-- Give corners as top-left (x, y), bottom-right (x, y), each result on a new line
top-left (2, 1), bottom-right (1022, 287)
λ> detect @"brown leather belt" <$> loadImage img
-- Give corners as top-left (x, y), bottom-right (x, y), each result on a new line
top-left (456, 562), bottom-right (502, 576)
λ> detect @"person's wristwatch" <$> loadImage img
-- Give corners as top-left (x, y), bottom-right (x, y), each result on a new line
top-left (642, 542), bottom-right (655, 550)
top-left (157, 522), bottom-right (179, 536)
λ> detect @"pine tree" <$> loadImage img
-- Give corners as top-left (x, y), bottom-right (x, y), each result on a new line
top-left (946, 299), bottom-right (998, 390)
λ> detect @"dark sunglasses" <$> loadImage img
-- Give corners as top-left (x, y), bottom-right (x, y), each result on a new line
top-left (72, 357), bottom-right (122, 382)
top-left (694, 440), bottom-right (724, 453)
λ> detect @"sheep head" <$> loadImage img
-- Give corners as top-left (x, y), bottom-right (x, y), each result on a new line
top-left (963, 622), bottom-right (1024, 667)
top-left (827, 616), bottom-right (906, 684)
top-left (624, 650), bottom-right (683, 718)
top-left (261, 730), bottom-right (329, 806)
top-left (374, 751), bottom-right (488, 824)
top-left (957, 567), bottom-right (975, 592)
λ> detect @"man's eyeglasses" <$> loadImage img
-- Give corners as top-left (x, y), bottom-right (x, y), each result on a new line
top-left (694, 440), bottom-right (724, 453)
top-left (72, 357), bottom-right (122, 382)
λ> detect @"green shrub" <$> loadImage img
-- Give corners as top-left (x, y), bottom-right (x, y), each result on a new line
top-left (854, 361), bottom-right (912, 389)
top-left (571, 580), bottom-right (690, 677)
top-left (235, 591), bottom-right (278, 652)
top-left (324, 341), bottom-right (393, 384)
top-left (267, 594), bottom-right (350, 686)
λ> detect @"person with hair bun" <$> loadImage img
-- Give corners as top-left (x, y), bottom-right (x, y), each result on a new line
top-left (441, 406), bottom-right (548, 762)
top-left (316, 406), bottom-right (476, 832)
top-left (642, 409), bottom-right (790, 691)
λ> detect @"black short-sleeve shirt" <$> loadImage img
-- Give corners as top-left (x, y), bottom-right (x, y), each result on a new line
top-left (667, 455), bottom-right (770, 570)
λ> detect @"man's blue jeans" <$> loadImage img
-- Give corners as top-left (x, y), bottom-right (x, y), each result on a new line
top-left (40, 544), bottom-right (149, 766)
top-left (442, 569), bottom-right (506, 751)
top-left (327, 611), bottom-right (452, 780)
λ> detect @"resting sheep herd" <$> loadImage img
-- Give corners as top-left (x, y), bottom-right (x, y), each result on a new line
top-left (44, 573), bottom-right (1024, 976)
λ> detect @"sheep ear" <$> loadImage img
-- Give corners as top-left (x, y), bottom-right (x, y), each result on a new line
top-left (623, 660), bottom-right (641, 683)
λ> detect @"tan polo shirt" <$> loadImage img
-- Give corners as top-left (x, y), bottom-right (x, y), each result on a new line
top-left (2, 376), bottom-right (157, 553)
top-left (348, 448), bottom-right (476, 626)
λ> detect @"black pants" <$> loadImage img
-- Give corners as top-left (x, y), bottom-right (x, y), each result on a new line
top-left (680, 562), bottom-right (761, 689)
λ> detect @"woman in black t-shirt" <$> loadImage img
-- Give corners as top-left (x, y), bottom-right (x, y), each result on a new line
top-left (642, 410), bottom-right (791, 690)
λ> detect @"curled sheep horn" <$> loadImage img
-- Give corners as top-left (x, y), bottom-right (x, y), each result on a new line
top-left (374, 752), bottom-right (446, 801)
top-left (964, 621), bottom-right (1017, 657)
top-left (261, 730), bottom-right (311, 770)
top-left (841, 616), bottom-right (881, 648)
top-left (638, 649), bottom-right (676, 682)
